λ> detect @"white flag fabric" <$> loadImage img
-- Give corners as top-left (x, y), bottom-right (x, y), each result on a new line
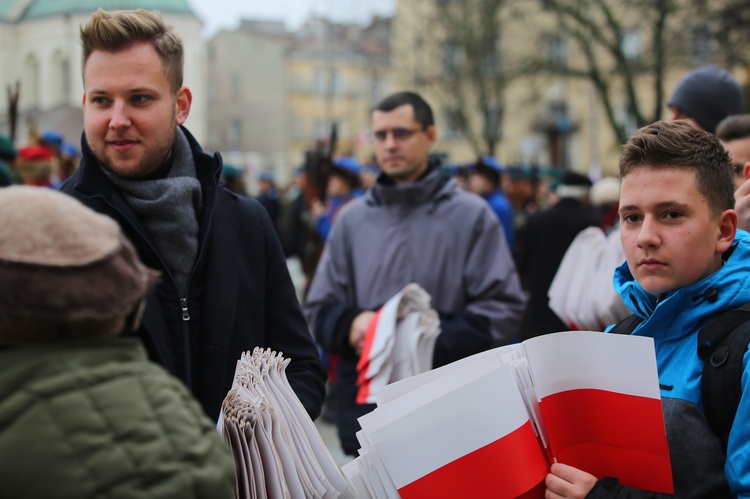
top-left (356, 283), bottom-right (440, 404)
top-left (548, 226), bottom-right (631, 331)
top-left (219, 348), bottom-right (355, 499)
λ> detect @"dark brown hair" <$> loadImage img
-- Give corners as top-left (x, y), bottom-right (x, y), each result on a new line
top-left (80, 9), bottom-right (184, 93)
top-left (619, 120), bottom-right (734, 217)
top-left (716, 114), bottom-right (750, 142)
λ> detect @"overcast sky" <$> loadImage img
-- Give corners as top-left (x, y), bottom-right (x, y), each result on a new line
top-left (187, 0), bottom-right (395, 37)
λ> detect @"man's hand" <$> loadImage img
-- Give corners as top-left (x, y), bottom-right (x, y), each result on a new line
top-left (735, 176), bottom-right (750, 232)
top-left (349, 311), bottom-right (375, 355)
top-left (545, 462), bottom-right (598, 499)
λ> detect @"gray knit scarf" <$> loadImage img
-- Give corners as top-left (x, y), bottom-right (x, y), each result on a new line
top-left (103, 128), bottom-right (202, 295)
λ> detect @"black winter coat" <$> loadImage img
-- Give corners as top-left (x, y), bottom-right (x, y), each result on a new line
top-left (61, 127), bottom-right (326, 421)
top-left (516, 197), bottom-right (601, 339)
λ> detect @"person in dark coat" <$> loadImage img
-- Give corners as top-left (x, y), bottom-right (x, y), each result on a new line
top-left (256, 170), bottom-right (282, 237)
top-left (516, 170), bottom-right (601, 339)
top-left (61, 8), bottom-right (325, 422)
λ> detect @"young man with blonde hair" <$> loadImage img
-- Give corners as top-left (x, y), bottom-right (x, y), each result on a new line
top-left (546, 121), bottom-right (750, 498)
top-left (62, 9), bottom-right (326, 422)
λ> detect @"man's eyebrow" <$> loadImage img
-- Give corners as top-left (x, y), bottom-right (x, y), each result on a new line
top-left (619, 200), bottom-right (688, 212)
top-left (88, 87), bottom-right (156, 94)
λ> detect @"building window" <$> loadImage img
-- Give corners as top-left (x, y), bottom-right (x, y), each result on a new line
top-left (330, 69), bottom-right (343, 96)
top-left (230, 73), bottom-right (242, 100)
top-left (481, 42), bottom-right (501, 78)
top-left (313, 69), bottom-right (325, 95)
top-left (442, 41), bottom-right (463, 79)
top-left (49, 50), bottom-right (68, 106)
top-left (543, 33), bottom-right (567, 69)
top-left (443, 108), bottom-right (464, 140)
top-left (228, 119), bottom-right (242, 147)
top-left (22, 53), bottom-right (39, 110)
top-left (688, 24), bottom-right (716, 65)
top-left (370, 73), bottom-right (382, 104)
top-left (622, 28), bottom-right (641, 61)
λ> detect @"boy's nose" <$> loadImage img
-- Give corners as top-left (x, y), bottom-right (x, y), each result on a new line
top-left (636, 217), bottom-right (660, 248)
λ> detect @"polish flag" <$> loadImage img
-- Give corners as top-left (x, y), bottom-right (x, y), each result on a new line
top-left (357, 360), bottom-right (550, 498)
top-left (524, 331), bottom-right (673, 494)
top-left (356, 284), bottom-right (439, 404)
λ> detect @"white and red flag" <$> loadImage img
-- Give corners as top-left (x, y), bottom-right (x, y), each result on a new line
top-left (356, 283), bottom-right (440, 404)
top-left (344, 331), bottom-right (673, 497)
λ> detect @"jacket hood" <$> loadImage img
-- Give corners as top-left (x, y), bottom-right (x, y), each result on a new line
top-left (365, 157), bottom-right (455, 208)
top-left (614, 229), bottom-right (750, 338)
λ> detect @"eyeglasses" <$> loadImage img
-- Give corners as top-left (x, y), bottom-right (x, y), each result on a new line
top-left (373, 127), bottom-right (421, 143)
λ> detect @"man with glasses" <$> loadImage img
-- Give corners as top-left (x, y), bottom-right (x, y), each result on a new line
top-left (304, 91), bottom-right (525, 456)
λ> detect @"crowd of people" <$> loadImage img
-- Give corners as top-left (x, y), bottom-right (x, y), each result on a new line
top-left (2, 6), bottom-right (750, 499)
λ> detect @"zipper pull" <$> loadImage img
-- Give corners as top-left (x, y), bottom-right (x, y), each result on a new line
top-left (180, 298), bottom-right (190, 321)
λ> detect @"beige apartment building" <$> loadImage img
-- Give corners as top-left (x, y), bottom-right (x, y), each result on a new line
top-left (206, 17), bottom-right (391, 185)
top-left (391, 0), bottom-right (749, 177)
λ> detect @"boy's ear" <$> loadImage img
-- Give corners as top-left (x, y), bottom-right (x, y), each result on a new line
top-left (716, 209), bottom-right (739, 254)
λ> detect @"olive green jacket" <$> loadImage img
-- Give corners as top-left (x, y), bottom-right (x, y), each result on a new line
top-left (0, 337), bottom-right (236, 498)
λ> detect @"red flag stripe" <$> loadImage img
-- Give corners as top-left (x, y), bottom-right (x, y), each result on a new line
top-left (541, 388), bottom-right (673, 493)
top-left (397, 420), bottom-right (549, 499)
top-left (356, 308), bottom-right (383, 403)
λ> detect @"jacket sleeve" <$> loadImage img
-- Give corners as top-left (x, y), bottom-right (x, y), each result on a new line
top-left (457, 203), bottom-right (526, 348)
top-left (304, 219), bottom-right (362, 357)
top-left (433, 310), bottom-right (492, 367)
top-left (585, 478), bottom-right (673, 499)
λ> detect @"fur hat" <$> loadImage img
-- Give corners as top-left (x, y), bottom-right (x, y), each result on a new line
top-left (668, 65), bottom-right (744, 134)
top-left (0, 187), bottom-right (159, 345)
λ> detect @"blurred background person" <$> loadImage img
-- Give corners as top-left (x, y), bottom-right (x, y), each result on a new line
top-left (360, 158), bottom-right (380, 190)
top-left (516, 171), bottom-right (601, 339)
top-left (221, 163), bottom-right (247, 195)
top-left (590, 176), bottom-right (621, 234)
top-left (0, 134), bottom-right (18, 187)
top-left (668, 65), bottom-right (744, 134)
top-left (310, 156), bottom-right (362, 241)
top-left (16, 145), bottom-right (55, 188)
top-left (58, 143), bottom-right (80, 184)
top-left (468, 155), bottom-right (515, 251)
top-left (716, 114), bottom-right (750, 190)
top-left (256, 170), bottom-right (281, 237)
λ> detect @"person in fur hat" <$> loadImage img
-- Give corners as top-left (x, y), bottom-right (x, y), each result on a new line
top-left (0, 187), bottom-right (236, 498)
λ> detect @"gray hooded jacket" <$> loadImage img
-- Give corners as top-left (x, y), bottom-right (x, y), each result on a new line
top-left (305, 163), bottom-right (525, 359)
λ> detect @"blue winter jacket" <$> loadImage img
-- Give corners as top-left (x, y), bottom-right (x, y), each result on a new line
top-left (597, 229), bottom-right (750, 498)
top-left (483, 190), bottom-right (515, 250)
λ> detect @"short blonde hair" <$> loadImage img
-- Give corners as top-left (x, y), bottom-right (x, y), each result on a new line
top-left (80, 8), bottom-right (184, 93)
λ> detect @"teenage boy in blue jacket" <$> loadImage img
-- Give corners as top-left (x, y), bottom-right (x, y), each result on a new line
top-left (546, 120), bottom-right (750, 498)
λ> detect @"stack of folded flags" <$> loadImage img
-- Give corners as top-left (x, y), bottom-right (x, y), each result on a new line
top-left (356, 283), bottom-right (441, 404)
top-left (219, 348), bottom-right (355, 499)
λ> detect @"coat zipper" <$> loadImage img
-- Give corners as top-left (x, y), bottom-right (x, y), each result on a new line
top-left (180, 298), bottom-right (193, 391)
